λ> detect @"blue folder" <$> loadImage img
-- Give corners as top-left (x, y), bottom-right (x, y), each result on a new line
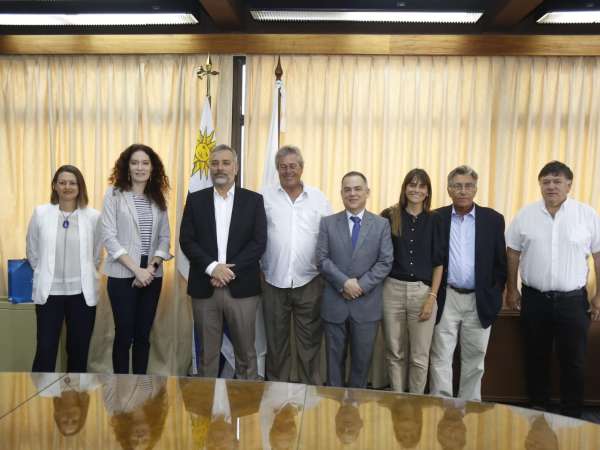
top-left (7, 259), bottom-right (33, 304)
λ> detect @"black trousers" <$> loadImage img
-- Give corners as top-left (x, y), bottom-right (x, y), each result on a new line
top-left (107, 269), bottom-right (162, 375)
top-left (521, 285), bottom-right (590, 418)
top-left (32, 293), bottom-right (96, 373)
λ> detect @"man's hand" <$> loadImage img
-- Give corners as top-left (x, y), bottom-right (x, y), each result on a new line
top-left (506, 288), bottom-right (521, 311)
top-left (210, 278), bottom-right (226, 288)
top-left (211, 263), bottom-right (236, 285)
top-left (589, 294), bottom-right (600, 321)
top-left (343, 278), bottom-right (363, 300)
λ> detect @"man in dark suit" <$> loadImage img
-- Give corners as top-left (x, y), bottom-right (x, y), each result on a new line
top-left (180, 144), bottom-right (267, 380)
top-left (429, 165), bottom-right (506, 401)
top-left (317, 171), bottom-right (393, 388)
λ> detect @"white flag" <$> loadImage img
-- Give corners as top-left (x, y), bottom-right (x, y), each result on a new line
top-left (177, 97), bottom-right (215, 280)
top-left (261, 79), bottom-right (286, 187)
top-left (254, 78), bottom-right (286, 378)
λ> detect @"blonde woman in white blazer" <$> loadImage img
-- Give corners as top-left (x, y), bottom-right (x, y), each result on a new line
top-left (101, 144), bottom-right (172, 374)
top-left (26, 165), bottom-right (101, 373)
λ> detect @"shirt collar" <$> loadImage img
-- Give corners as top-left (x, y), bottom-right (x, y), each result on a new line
top-left (540, 197), bottom-right (571, 215)
top-left (451, 204), bottom-right (476, 219)
top-left (277, 182), bottom-right (307, 197)
top-left (346, 209), bottom-right (365, 221)
top-left (214, 184), bottom-right (235, 200)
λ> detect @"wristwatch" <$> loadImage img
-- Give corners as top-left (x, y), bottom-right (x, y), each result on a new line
top-left (152, 261), bottom-right (160, 270)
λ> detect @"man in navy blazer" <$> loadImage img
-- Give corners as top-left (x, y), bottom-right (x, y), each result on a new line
top-left (429, 165), bottom-right (506, 401)
top-left (180, 144), bottom-right (267, 380)
top-left (317, 171), bottom-right (393, 388)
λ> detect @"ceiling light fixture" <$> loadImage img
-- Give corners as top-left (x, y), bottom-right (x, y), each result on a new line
top-left (0, 13), bottom-right (198, 26)
top-left (250, 10), bottom-right (483, 24)
top-left (537, 11), bottom-right (600, 24)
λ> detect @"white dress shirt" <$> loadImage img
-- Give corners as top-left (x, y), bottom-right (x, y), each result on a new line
top-left (206, 185), bottom-right (235, 276)
top-left (261, 184), bottom-right (332, 288)
top-left (447, 206), bottom-right (476, 290)
top-left (346, 209), bottom-right (365, 236)
top-left (506, 198), bottom-right (600, 292)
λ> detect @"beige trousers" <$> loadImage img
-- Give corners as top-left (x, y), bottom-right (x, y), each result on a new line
top-left (382, 277), bottom-right (437, 393)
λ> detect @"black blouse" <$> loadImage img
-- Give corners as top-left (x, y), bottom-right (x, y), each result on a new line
top-left (381, 206), bottom-right (445, 285)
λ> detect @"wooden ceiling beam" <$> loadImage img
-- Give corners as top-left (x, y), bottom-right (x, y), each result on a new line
top-left (198, 0), bottom-right (243, 29)
top-left (3, 34), bottom-right (600, 56)
top-left (492, 0), bottom-right (545, 27)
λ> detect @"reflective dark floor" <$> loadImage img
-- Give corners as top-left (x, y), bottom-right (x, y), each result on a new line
top-left (0, 372), bottom-right (599, 449)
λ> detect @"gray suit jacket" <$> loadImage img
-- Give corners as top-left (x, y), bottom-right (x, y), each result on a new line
top-left (317, 210), bottom-right (393, 323)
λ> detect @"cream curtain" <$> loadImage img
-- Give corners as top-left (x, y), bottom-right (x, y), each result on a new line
top-left (244, 55), bottom-right (600, 387)
top-left (0, 54), bottom-right (233, 375)
top-left (245, 55), bottom-right (600, 221)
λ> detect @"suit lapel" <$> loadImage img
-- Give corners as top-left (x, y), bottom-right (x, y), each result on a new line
top-left (352, 211), bottom-right (373, 256)
top-left (123, 191), bottom-right (140, 231)
top-left (336, 212), bottom-right (353, 254)
top-left (473, 203), bottom-right (482, 288)
top-left (205, 188), bottom-right (217, 244)
top-left (226, 188), bottom-right (243, 259)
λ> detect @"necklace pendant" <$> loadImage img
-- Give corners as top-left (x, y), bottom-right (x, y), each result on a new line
top-left (62, 220), bottom-right (69, 229)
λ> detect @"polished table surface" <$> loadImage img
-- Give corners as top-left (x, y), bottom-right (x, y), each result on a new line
top-left (0, 372), bottom-right (598, 449)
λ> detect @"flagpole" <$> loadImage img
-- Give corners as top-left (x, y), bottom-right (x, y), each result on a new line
top-left (275, 56), bottom-right (283, 148)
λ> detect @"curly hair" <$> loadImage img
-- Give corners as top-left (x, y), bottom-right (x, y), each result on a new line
top-left (110, 386), bottom-right (168, 450)
top-left (109, 144), bottom-right (170, 211)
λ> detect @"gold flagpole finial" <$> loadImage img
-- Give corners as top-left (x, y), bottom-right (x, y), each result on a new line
top-left (195, 54), bottom-right (220, 102)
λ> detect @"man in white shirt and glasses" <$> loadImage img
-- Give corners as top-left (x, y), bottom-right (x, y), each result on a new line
top-left (506, 160), bottom-right (600, 418)
top-left (261, 146), bottom-right (332, 384)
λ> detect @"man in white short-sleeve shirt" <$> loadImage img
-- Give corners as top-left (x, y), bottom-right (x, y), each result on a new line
top-left (506, 160), bottom-right (600, 418)
top-left (261, 146), bottom-right (332, 384)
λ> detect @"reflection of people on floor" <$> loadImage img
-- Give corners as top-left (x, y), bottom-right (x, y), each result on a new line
top-left (259, 382), bottom-right (319, 450)
top-left (32, 373), bottom-right (100, 436)
top-left (179, 377), bottom-right (264, 450)
top-left (102, 375), bottom-right (168, 450)
top-left (436, 398), bottom-right (493, 450)
top-left (513, 406), bottom-right (584, 450)
top-left (316, 387), bottom-right (379, 445)
top-left (378, 394), bottom-right (438, 449)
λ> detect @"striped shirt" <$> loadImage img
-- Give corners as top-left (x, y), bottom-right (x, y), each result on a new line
top-left (132, 193), bottom-right (153, 256)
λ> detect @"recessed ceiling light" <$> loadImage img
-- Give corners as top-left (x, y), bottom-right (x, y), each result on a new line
top-left (250, 10), bottom-right (483, 24)
top-left (0, 13), bottom-right (198, 26)
top-left (537, 11), bottom-right (600, 24)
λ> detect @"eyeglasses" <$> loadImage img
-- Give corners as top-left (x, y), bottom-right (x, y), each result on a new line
top-left (450, 183), bottom-right (476, 192)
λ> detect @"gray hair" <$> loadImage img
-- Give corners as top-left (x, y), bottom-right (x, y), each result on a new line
top-left (447, 165), bottom-right (478, 186)
top-left (275, 145), bottom-right (304, 169)
top-left (210, 144), bottom-right (238, 165)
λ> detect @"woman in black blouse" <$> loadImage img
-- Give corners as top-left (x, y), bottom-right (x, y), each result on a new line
top-left (381, 168), bottom-right (444, 394)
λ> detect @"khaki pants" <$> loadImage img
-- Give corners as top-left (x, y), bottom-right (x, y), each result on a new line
top-left (429, 287), bottom-right (490, 401)
top-left (192, 287), bottom-right (259, 380)
top-left (382, 277), bottom-right (437, 393)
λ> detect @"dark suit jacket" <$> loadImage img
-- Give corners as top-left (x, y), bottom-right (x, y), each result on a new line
top-left (179, 378), bottom-right (264, 418)
top-left (436, 204), bottom-right (507, 329)
top-left (179, 186), bottom-right (267, 299)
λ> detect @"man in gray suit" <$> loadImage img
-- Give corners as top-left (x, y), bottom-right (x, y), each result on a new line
top-left (317, 171), bottom-right (393, 387)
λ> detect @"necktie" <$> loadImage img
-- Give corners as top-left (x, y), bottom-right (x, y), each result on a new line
top-left (350, 216), bottom-right (361, 249)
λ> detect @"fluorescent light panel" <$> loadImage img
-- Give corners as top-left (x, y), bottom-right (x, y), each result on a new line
top-left (538, 11), bottom-right (600, 24)
top-left (250, 10), bottom-right (483, 24)
top-left (0, 13), bottom-right (198, 26)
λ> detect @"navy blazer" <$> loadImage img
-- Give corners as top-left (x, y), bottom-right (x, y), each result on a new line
top-left (179, 187), bottom-right (267, 299)
top-left (435, 204), bottom-right (507, 329)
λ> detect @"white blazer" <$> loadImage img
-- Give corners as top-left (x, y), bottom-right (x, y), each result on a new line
top-left (100, 187), bottom-right (172, 278)
top-left (26, 203), bottom-right (102, 306)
